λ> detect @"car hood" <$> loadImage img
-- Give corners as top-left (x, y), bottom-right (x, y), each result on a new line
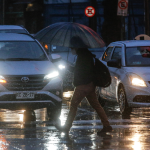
top-left (124, 67), bottom-right (150, 81)
top-left (0, 61), bottom-right (56, 75)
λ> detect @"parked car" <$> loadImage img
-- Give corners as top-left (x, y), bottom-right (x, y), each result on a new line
top-left (99, 40), bottom-right (150, 115)
top-left (0, 33), bottom-right (63, 120)
top-left (0, 25), bottom-right (29, 34)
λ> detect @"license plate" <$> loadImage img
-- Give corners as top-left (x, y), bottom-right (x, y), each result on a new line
top-left (16, 93), bottom-right (35, 99)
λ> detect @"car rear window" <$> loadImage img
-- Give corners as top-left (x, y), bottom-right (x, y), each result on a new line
top-left (126, 46), bottom-right (150, 66)
top-left (0, 29), bottom-right (28, 34)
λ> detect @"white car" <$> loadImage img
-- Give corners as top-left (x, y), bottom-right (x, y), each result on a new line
top-left (0, 25), bottom-right (29, 34)
top-left (99, 40), bottom-right (150, 115)
top-left (0, 33), bottom-right (63, 120)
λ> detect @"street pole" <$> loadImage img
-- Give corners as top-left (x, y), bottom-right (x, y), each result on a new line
top-left (89, 0), bottom-right (97, 32)
top-left (68, 0), bottom-right (73, 22)
top-left (144, 0), bottom-right (149, 35)
top-left (3, 0), bottom-right (5, 25)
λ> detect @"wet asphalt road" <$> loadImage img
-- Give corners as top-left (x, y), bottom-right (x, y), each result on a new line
top-left (0, 92), bottom-right (150, 149)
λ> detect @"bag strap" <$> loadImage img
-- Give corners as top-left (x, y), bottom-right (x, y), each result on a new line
top-left (92, 56), bottom-right (96, 65)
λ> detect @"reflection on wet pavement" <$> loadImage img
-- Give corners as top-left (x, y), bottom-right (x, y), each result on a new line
top-left (0, 93), bottom-right (150, 149)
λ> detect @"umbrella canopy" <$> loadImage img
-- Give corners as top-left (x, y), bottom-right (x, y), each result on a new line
top-left (34, 22), bottom-right (105, 48)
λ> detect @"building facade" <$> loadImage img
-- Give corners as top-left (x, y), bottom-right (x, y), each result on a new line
top-left (0, 0), bottom-right (149, 45)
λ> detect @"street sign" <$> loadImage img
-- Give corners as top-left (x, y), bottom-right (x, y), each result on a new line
top-left (85, 6), bottom-right (95, 17)
top-left (117, 0), bottom-right (128, 16)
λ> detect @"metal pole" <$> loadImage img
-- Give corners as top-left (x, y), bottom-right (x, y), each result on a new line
top-left (3, 0), bottom-right (4, 25)
top-left (144, 0), bottom-right (149, 35)
top-left (89, 0), bottom-right (97, 32)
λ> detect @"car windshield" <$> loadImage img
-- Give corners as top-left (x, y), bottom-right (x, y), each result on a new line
top-left (126, 46), bottom-right (150, 66)
top-left (0, 41), bottom-right (48, 61)
top-left (0, 29), bottom-right (28, 34)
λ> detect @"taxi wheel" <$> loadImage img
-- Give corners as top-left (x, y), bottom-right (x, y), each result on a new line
top-left (118, 84), bottom-right (132, 115)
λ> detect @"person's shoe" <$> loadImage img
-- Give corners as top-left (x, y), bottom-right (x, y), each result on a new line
top-left (97, 126), bottom-right (112, 135)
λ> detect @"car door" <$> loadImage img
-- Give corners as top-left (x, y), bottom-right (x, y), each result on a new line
top-left (100, 46), bottom-right (114, 98)
top-left (108, 46), bottom-right (122, 100)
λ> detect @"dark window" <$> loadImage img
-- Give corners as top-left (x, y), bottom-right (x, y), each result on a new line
top-left (111, 47), bottom-right (122, 60)
top-left (102, 47), bottom-right (113, 62)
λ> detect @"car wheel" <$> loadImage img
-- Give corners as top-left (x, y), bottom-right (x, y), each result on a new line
top-left (98, 96), bottom-right (105, 107)
top-left (47, 106), bottom-right (61, 123)
top-left (58, 91), bottom-right (63, 99)
top-left (95, 86), bottom-right (105, 107)
top-left (23, 109), bottom-right (36, 122)
top-left (118, 84), bottom-right (132, 115)
top-left (95, 86), bottom-right (100, 99)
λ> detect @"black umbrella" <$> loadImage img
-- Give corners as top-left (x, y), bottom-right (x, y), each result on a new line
top-left (34, 22), bottom-right (105, 48)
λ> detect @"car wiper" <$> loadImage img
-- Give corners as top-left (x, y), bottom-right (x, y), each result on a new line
top-left (4, 58), bottom-right (46, 61)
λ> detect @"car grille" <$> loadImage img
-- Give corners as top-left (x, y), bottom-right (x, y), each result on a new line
top-left (3, 75), bottom-right (48, 91)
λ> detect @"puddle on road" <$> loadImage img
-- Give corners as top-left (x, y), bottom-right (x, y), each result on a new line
top-left (0, 94), bottom-right (150, 149)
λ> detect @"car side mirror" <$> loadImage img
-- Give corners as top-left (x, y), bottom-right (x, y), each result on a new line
top-left (50, 54), bottom-right (62, 62)
top-left (107, 59), bottom-right (121, 68)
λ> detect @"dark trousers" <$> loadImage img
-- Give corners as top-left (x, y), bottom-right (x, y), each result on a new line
top-left (64, 82), bottom-right (110, 129)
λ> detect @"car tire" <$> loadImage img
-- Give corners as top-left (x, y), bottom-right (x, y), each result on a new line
top-left (47, 106), bottom-right (61, 123)
top-left (95, 86), bottom-right (105, 107)
top-left (98, 96), bottom-right (105, 107)
top-left (23, 109), bottom-right (36, 122)
top-left (118, 84), bottom-right (132, 115)
top-left (47, 91), bottom-right (62, 123)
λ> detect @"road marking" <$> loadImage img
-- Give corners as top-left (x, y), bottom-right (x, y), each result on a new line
top-left (0, 118), bottom-right (150, 125)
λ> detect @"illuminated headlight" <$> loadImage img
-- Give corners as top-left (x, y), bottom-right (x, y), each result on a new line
top-left (0, 75), bottom-right (6, 83)
top-left (58, 64), bottom-right (65, 70)
top-left (128, 73), bottom-right (147, 87)
top-left (44, 71), bottom-right (59, 80)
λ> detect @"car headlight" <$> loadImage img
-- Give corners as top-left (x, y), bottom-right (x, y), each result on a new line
top-left (0, 75), bottom-right (7, 83)
top-left (44, 71), bottom-right (59, 80)
top-left (127, 73), bottom-right (147, 87)
top-left (58, 64), bottom-right (66, 70)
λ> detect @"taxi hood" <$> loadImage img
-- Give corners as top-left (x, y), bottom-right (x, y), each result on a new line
top-left (125, 67), bottom-right (150, 81)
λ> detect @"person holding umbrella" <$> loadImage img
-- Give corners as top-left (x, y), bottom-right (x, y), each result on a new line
top-left (34, 22), bottom-right (112, 135)
top-left (54, 36), bottom-right (112, 135)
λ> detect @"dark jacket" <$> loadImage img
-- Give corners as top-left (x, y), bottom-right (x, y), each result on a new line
top-left (68, 48), bottom-right (95, 87)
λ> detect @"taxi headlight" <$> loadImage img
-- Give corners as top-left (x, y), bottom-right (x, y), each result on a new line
top-left (58, 64), bottom-right (66, 70)
top-left (44, 71), bottom-right (59, 80)
top-left (128, 73), bottom-right (147, 87)
top-left (0, 75), bottom-right (6, 83)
